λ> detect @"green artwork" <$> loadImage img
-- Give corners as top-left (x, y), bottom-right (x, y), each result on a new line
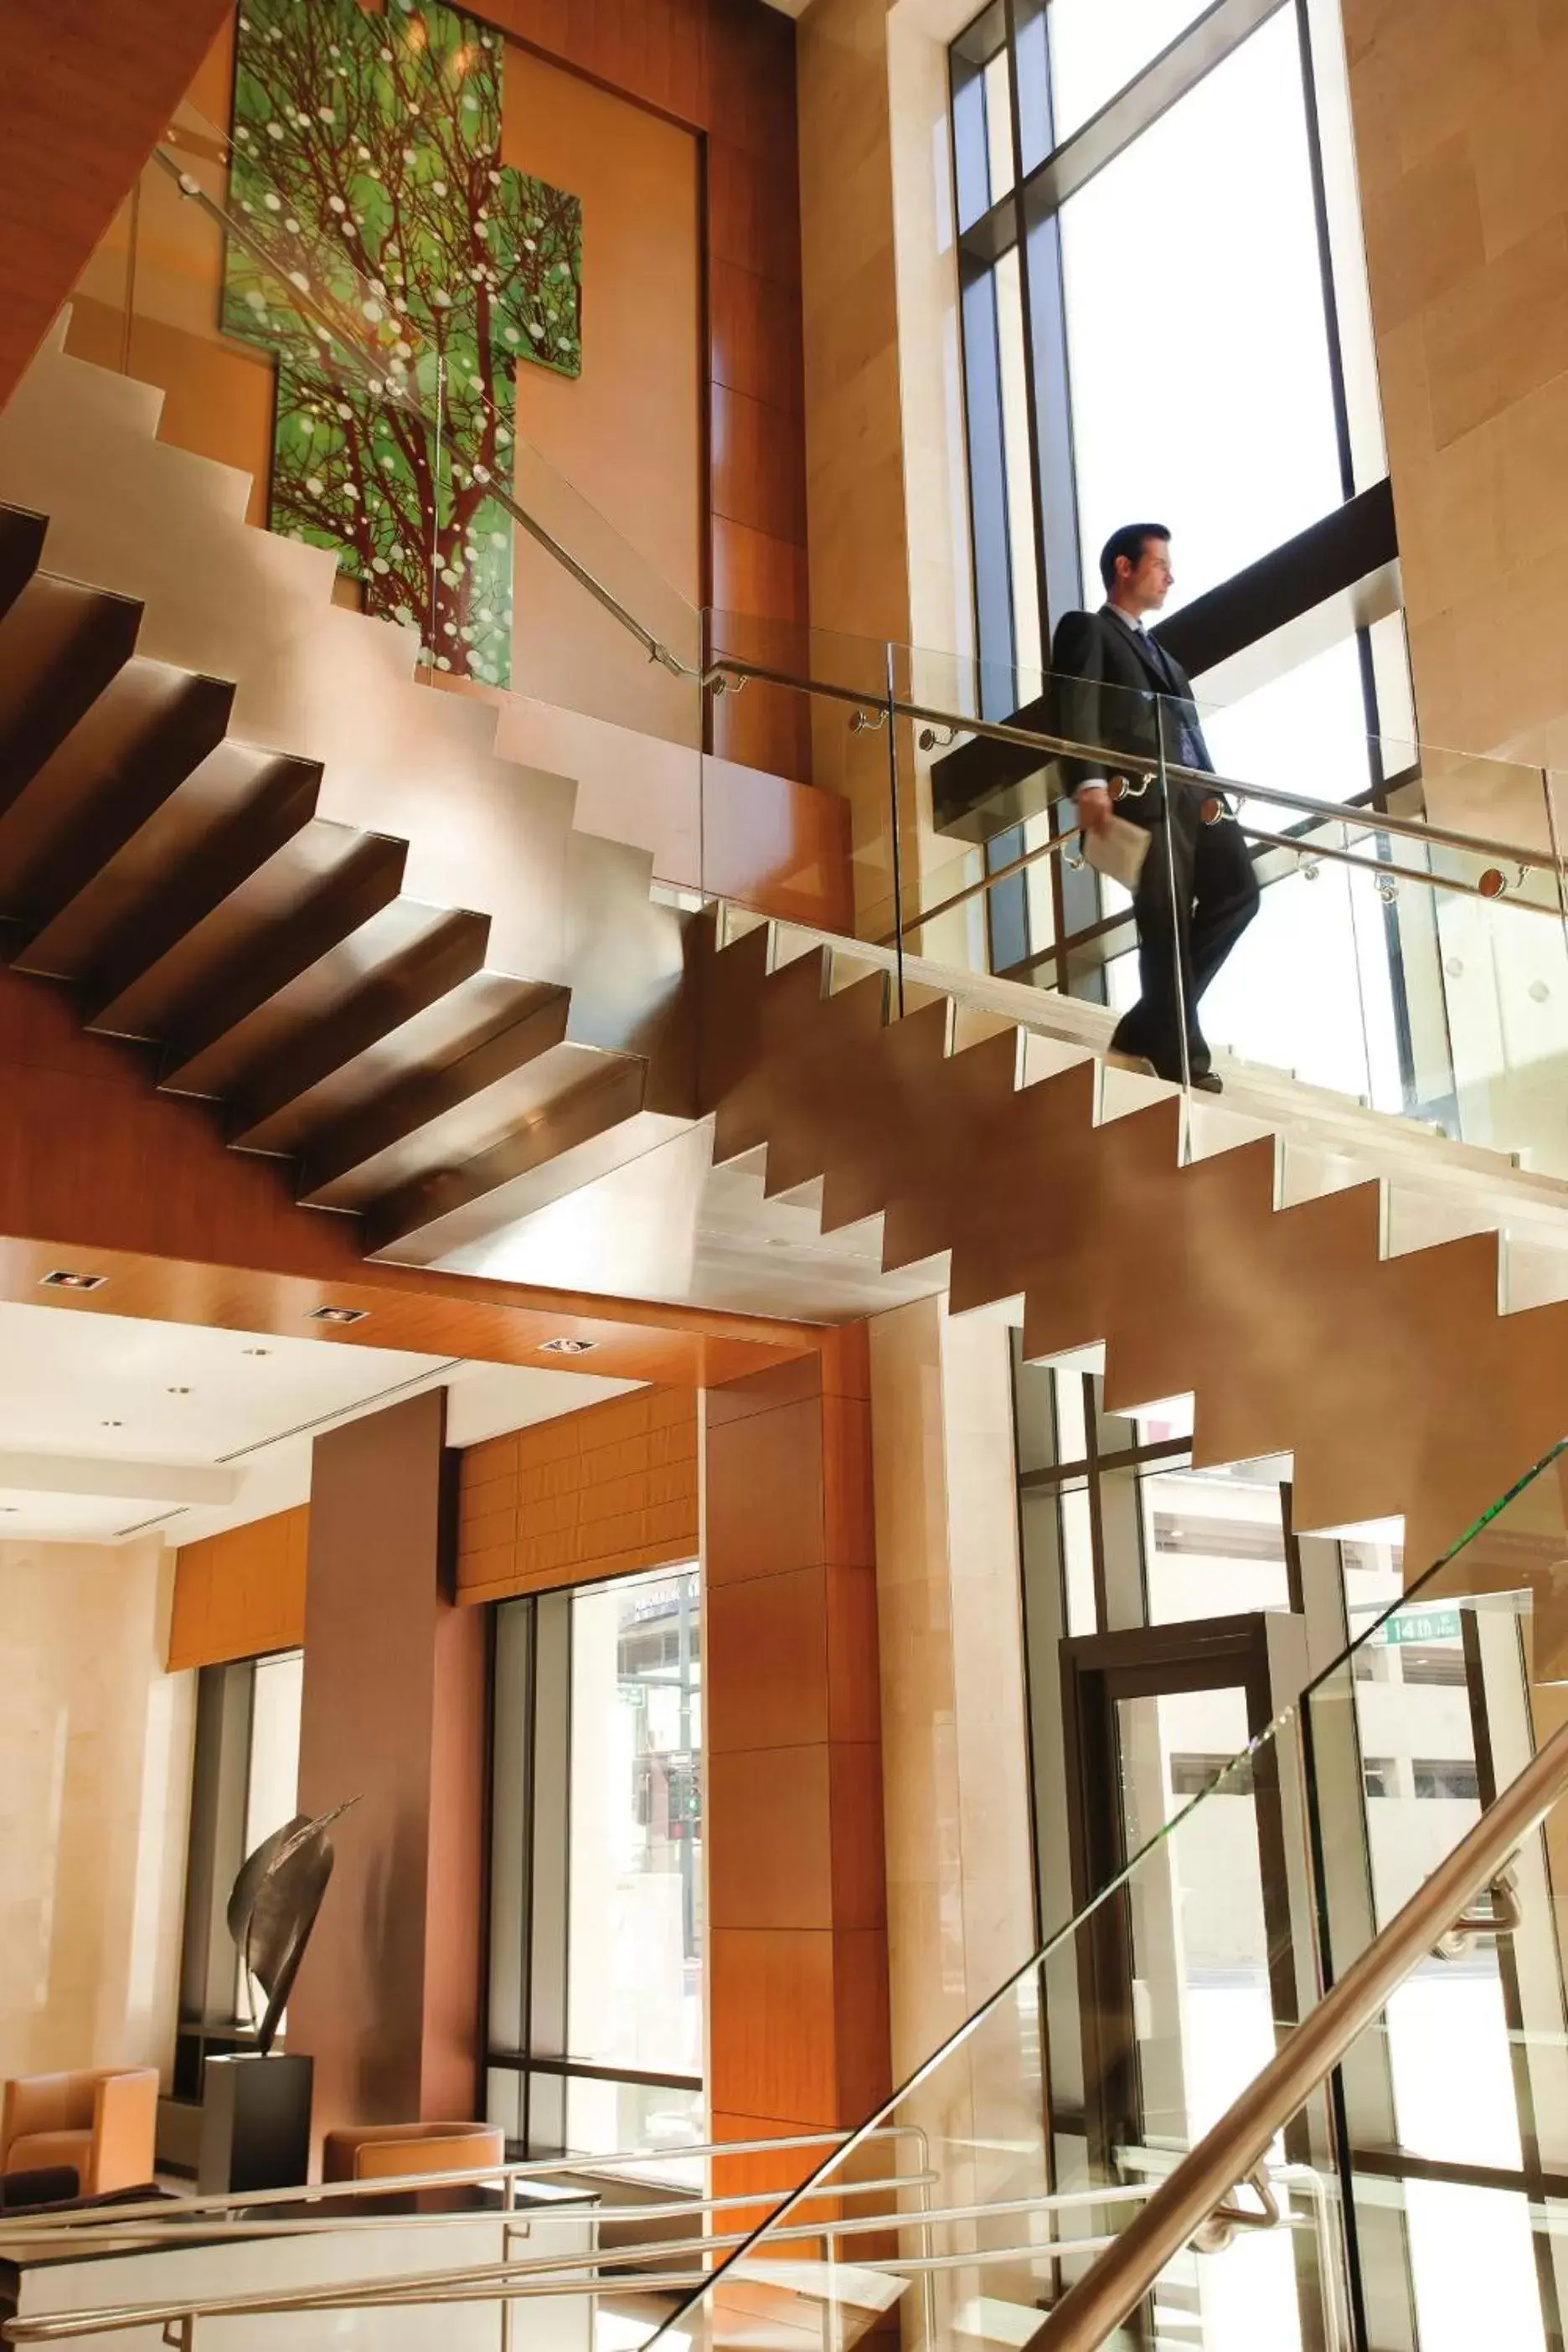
top-left (224, 0), bottom-right (582, 687)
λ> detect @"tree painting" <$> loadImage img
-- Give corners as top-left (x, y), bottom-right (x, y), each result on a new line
top-left (223, 0), bottom-right (582, 687)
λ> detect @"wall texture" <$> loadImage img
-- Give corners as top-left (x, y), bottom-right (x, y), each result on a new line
top-left (0, 1536), bottom-right (194, 2083)
top-left (456, 1385), bottom-right (699, 1602)
top-left (168, 1504), bottom-right (309, 1671)
top-left (1344, 0), bottom-right (1568, 776)
top-left (0, 0), bottom-right (234, 411)
top-left (704, 1328), bottom-right (892, 2184)
top-left (290, 1390), bottom-right (487, 2145)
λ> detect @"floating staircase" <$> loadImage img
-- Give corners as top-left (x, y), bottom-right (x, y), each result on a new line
top-left (0, 323), bottom-right (697, 1251)
top-left (4, 322), bottom-right (1568, 1568)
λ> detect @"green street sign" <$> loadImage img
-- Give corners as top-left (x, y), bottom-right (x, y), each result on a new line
top-left (1363, 1607), bottom-right (1463, 1648)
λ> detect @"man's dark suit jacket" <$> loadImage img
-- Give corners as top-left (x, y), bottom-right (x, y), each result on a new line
top-left (1050, 604), bottom-right (1215, 813)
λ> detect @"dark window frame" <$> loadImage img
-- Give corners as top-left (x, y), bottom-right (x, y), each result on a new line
top-left (947, 0), bottom-right (1416, 1036)
top-left (485, 1570), bottom-right (704, 2161)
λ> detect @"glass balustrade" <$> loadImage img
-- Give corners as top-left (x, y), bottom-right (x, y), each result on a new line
top-left (616, 1437), bottom-right (1568, 2352)
top-left (51, 100), bottom-right (1568, 1189)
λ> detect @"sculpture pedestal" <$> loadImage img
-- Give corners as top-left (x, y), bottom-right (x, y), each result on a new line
top-left (198, 2053), bottom-right (312, 2195)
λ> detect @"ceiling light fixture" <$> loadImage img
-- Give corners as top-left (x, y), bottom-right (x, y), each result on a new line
top-left (40, 1268), bottom-right (106, 1292)
top-left (539, 1336), bottom-right (597, 1356)
top-left (242, 1347), bottom-right (273, 1358)
top-left (167, 1385), bottom-right (192, 1396)
top-left (101, 1418), bottom-right (122, 1428)
top-left (308, 1305), bottom-right (369, 1327)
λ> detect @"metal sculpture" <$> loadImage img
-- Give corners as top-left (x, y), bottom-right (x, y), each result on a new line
top-left (228, 1798), bottom-right (358, 2055)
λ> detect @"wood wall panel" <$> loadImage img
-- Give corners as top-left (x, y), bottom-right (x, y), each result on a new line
top-left (291, 1390), bottom-right (488, 2148)
top-left (0, 0), bottom-right (235, 413)
top-left (456, 1385), bottom-right (698, 1602)
top-left (706, 1326), bottom-right (891, 2146)
top-left (443, 0), bottom-right (811, 779)
top-left (168, 1504), bottom-right (309, 1670)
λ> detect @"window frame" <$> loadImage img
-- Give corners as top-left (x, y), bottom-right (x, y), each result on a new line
top-left (947, 0), bottom-right (1418, 1052)
top-left (485, 1570), bottom-right (704, 2162)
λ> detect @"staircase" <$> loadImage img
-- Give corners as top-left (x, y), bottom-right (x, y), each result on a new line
top-left (4, 322), bottom-right (1568, 1571)
top-left (0, 322), bottom-right (696, 1256)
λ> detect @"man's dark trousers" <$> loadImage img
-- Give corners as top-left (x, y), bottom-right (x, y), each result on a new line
top-left (1111, 780), bottom-right (1260, 1082)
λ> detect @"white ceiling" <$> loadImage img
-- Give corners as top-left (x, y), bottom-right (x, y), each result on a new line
top-left (0, 1299), bottom-right (638, 1549)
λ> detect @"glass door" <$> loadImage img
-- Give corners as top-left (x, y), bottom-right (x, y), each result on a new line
top-left (1059, 1612), bottom-right (1324, 2351)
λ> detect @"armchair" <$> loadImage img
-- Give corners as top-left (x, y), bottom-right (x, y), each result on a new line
top-left (0, 2068), bottom-right (159, 2198)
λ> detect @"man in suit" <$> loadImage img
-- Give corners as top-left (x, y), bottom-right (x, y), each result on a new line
top-left (1051, 523), bottom-right (1259, 1093)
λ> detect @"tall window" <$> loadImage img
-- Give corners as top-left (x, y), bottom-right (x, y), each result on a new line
top-left (950, 0), bottom-right (1416, 1034)
top-left (1011, 1344), bottom-right (1564, 2347)
top-left (178, 1648), bottom-right (303, 2064)
top-left (487, 1567), bottom-right (704, 2175)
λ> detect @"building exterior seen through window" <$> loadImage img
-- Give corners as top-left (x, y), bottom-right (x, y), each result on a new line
top-left (487, 1565), bottom-right (704, 2178)
top-left (1010, 1339), bottom-right (1562, 2348)
top-left (946, 0), bottom-right (1452, 1124)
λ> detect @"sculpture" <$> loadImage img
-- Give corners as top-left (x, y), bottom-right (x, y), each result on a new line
top-left (228, 1799), bottom-right (358, 2055)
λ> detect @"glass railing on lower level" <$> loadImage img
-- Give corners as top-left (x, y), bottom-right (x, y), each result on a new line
top-left (618, 1436), bottom-right (1568, 2352)
top-left (5, 1447), bottom-right (1568, 2350)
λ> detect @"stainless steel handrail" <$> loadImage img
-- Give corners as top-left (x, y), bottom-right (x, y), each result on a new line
top-left (1030, 1710), bottom-right (1568, 2349)
top-left (0, 2125), bottom-right (917, 2245)
top-left (0, 2183), bottom-right (1153, 2342)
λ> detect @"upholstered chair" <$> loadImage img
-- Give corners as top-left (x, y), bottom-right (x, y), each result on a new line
top-left (0, 2068), bottom-right (159, 2197)
top-left (321, 2120), bottom-right (507, 2184)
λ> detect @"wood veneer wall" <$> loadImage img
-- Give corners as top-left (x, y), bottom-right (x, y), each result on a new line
top-left (444, 0), bottom-right (811, 781)
top-left (168, 1504), bottom-right (309, 1670)
top-left (291, 1389), bottom-right (487, 2147)
top-left (456, 1385), bottom-right (698, 1602)
top-left (704, 1325), bottom-right (892, 2182)
top-left (0, 0), bottom-right (234, 412)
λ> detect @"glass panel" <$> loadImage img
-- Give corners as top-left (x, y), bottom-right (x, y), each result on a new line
top-left (564, 2077), bottom-right (706, 2185)
top-left (635, 1438), bottom-right (1568, 2352)
top-left (1141, 1462), bottom-right (1291, 1623)
top-left (1047, 0), bottom-right (1217, 145)
top-left (566, 1569), bottom-right (704, 2087)
top-left (1058, 12), bottom-right (1344, 616)
top-left (236, 1650), bottom-right (302, 2024)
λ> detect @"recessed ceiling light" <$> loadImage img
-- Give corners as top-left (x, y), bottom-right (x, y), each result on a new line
top-left (539, 1336), bottom-right (597, 1356)
top-left (40, 1269), bottom-right (106, 1292)
top-left (308, 1305), bottom-right (369, 1326)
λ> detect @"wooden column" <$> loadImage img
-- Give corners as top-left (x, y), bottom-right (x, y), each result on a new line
top-left (289, 1389), bottom-right (487, 2151)
top-left (705, 1324), bottom-right (890, 2183)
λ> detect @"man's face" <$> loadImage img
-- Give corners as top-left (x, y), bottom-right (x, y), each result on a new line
top-left (1118, 537), bottom-right (1173, 612)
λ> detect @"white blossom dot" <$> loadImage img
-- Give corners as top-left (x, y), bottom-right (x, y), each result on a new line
top-left (436, 655), bottom-right (451, 669)
top-left (245, 290), bottom-right (268, 312)
top-left (305, 475), bottom-right (324, 494)
top-left (328, 195), bottom-right (346, 214)
top-left (317, 106), bottom-right (335, 122)
top-left (371, 557), bottom-right (390, 574)
top-left (266, 121), bottom-right (285, 140)
top-left (263, 191), bottom-right (281, 211)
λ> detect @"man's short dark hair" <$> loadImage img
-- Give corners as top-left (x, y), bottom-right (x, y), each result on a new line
top-left (1099, 523), bottom-right (1170, 592)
